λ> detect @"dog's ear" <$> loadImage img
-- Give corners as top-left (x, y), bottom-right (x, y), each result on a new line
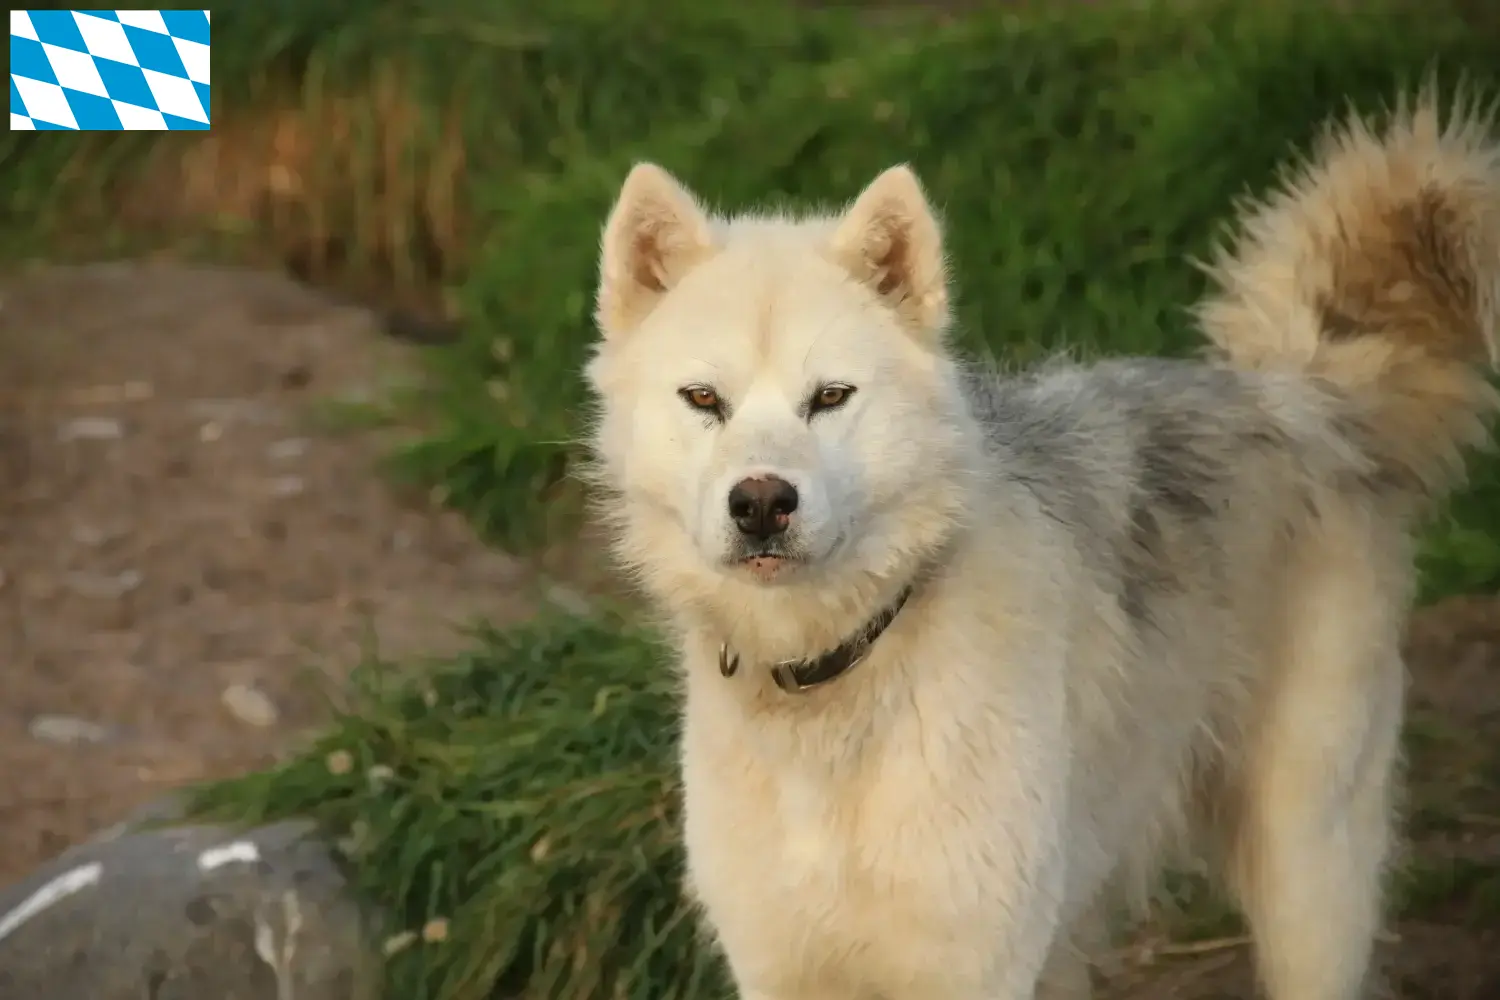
top-left (596, 163), bottom-right (716, 338)
top-left (830, 165), bottom-right (948, 339)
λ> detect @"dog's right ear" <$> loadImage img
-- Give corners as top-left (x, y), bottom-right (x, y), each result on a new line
top-left (595, 163), bottom-right (716, 338)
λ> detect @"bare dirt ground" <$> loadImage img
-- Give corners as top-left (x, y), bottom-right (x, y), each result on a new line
top-left (0, 261), bottom-right (537, 882)
top-left (0, 261), bottom-right (1495, 997)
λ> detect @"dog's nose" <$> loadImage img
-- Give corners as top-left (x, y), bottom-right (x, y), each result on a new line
top-left (727, 476), bottom-right (799, 540)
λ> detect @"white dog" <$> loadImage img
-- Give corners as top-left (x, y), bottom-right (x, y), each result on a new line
top-left (582, 94), bottom-right (1500, 1000)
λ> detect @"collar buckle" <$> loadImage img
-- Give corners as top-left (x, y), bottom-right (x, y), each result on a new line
top-left (770, 652), bottom-right (869, 694)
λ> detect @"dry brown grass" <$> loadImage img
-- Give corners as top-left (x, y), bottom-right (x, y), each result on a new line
top-left (47, 67), bottom-right (469, 312)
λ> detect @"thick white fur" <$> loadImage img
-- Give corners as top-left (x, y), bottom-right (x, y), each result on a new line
top-left (582, 100), bottom-right (1500, 1000)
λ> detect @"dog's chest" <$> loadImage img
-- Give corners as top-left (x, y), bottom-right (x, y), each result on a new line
top-left (684, 731), bottom-right (872, 898)
top-left (681, 704), bottom-right (974, 989)
top-left (761, 767), bottom-right (851, 877)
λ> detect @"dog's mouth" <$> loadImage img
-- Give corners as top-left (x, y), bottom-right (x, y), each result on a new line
top-left (739, 554), bottom-right (792, 582)
top-left (727, 543), bottom-right (807, 582)
top-left (727, 533), bottom-right (842, 583)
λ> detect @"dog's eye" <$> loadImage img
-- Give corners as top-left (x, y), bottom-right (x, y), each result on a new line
top-left (679, 385), bottom-right (723, 414)
top-left (809, 383), bottom-right (856, 414)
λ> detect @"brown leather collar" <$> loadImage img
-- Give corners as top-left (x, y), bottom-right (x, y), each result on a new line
top-left (716, 585), bottom-right (914, 694)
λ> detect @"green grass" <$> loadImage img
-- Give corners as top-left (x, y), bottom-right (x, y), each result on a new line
top-left (189, 609), bottom-right (713, 1000)
top-left (1, 0), bottom-right (857, 281)
top-left (391, 0), bottom-right (1500, 597)
top-left (5, 0), bottom-right (1498, 589)
top-left (6, 1), bottom-right (1500, 998)
top-left (1392, 857), bottom-right (1500, 926)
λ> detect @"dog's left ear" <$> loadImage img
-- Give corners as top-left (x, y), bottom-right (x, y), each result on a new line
top-left (829, 165), bottom-right (948, 339)
top-left (596, 163), bottom-right (716, 338)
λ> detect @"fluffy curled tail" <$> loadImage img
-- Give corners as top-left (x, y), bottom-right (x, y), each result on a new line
top-left (1196, 90), bottom-right (1500, 503)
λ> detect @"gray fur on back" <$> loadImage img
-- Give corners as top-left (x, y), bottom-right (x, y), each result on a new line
top-left (963, 357), bottom-right (1374, 640)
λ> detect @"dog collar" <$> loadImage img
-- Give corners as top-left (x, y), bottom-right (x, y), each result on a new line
top-left (716, 585), bottom-right (915, 694)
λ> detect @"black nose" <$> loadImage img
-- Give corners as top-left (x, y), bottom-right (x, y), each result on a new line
top-left (727, 476), bottom-right (799, 540)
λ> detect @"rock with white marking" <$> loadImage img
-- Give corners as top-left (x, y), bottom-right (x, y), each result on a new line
top-left (0, 819), bottom-right (383, 999)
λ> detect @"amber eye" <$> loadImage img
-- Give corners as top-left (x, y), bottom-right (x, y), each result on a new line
top-left (679, 385), bottom-right (722, 413)
top-left (810, 383), bottom-right (856, 414)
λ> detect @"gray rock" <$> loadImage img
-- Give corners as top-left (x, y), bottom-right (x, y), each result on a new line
top-left (185, 399), bottom-right (281, 426)
top-left (64, 569), bottom-right (143, 599)
top-left (0, 819), bottom-right (383, 1000)
top-left (543, 583), bottom-right (592, 616)
top-left (269, 475), bottom-right (307, 499)
top-left (220, 683), bottom-right (281, 728)
top-left (267, 438), bottom-right (310, 461)
top-left (27, 714), bottom-right (113, 745)
top-left (93, 796), bottom-right (189, 843)
top-left (70, 524), bottom-right (118, 547)
top-left (57, 416), bottom-right (124, 442)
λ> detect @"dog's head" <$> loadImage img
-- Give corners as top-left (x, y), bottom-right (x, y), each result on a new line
top-left (584, 164), bottom-right (971, 597)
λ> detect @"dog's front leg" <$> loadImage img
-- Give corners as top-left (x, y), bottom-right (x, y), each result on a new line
top-left (724, 824), bottom-right (1069, 1000)
top-left (881, 851), bottom-right (1068, 1000)
top-left (892, 719), bottom-right (1073, 1000)
top-left (957, 831), bottom-right (1070, 1000)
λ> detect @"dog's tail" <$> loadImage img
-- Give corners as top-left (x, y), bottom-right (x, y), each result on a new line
top-left (1195, 90), bottom-right (1500, 504)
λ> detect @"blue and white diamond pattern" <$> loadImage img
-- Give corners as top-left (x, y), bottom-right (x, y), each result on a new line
top-left (10, 10), bottom-right (210, 131)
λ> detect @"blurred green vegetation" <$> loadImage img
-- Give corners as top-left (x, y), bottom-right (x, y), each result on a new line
top-left (391, 0), bottom-right (1500, 596)
top-left (6, 1), bottom-right (1500, 998)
